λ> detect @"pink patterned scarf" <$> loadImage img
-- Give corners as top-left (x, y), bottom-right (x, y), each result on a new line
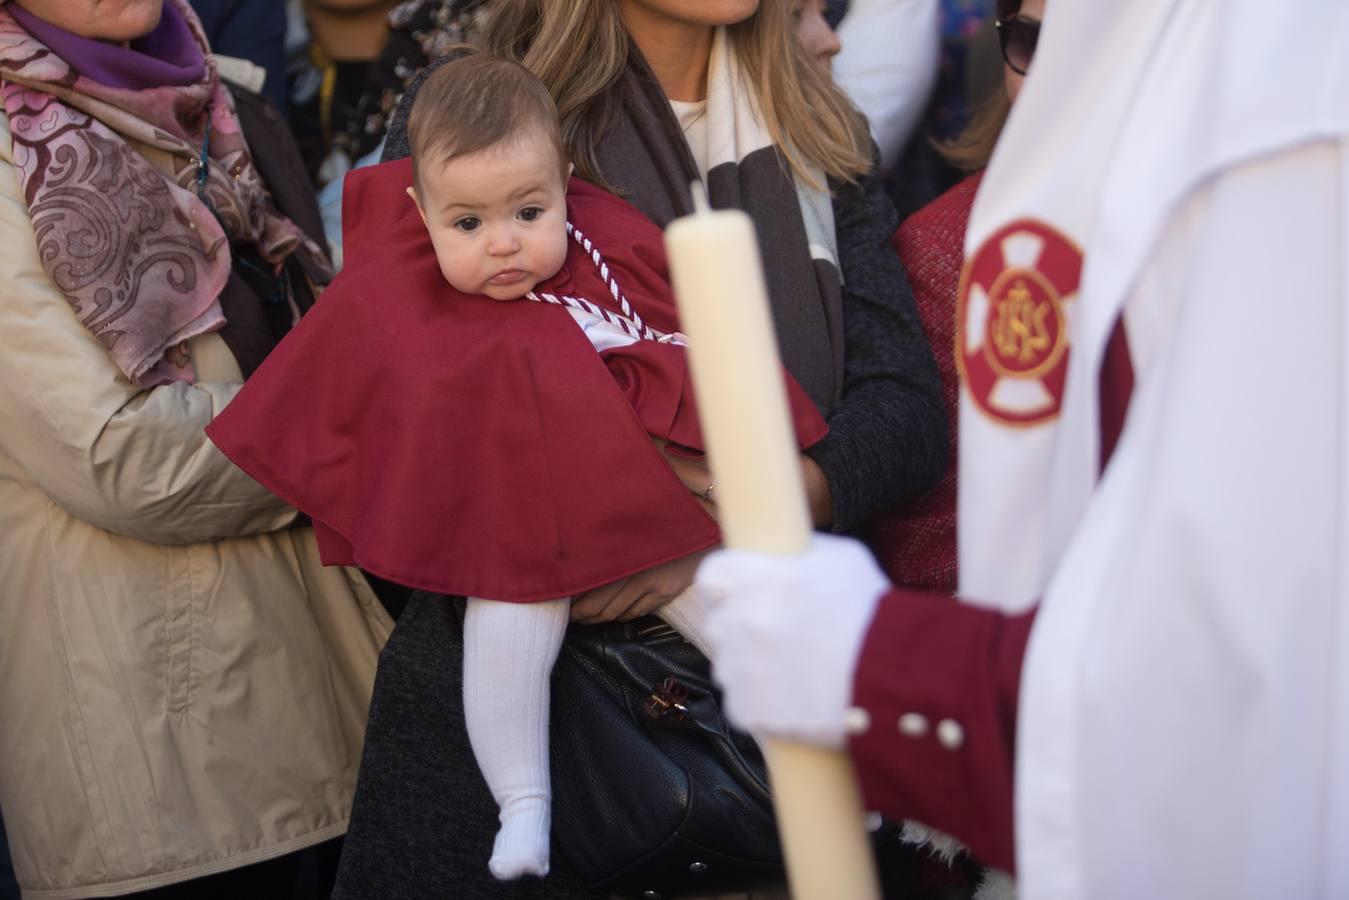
top-left (0, 0), bottom-right (331, 385)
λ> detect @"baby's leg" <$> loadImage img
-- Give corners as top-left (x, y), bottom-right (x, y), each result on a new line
top-left (463, 596), bottom-right (570, 880)
top-left (656, 587), bottom-right (715, 658)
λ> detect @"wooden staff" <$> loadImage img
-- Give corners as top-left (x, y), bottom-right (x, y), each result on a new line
top-left (665, 185), bottom-right (881, 900)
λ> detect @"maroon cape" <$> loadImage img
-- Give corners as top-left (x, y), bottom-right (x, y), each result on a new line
top-left (207, 158), bottom-right (827, 602)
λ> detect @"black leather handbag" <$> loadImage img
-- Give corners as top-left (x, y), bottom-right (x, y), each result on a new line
top-left (549, 617), bottom-right (787, 899)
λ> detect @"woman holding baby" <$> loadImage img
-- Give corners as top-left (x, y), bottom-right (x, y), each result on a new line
top-left (330, 0), bottom-right (946, 896)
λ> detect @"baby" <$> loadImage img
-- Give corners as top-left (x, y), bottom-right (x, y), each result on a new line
top-left (405, 56), bottom-right (571, 306)
top-left (208, 52), bottom-right (826, 882)
top-left (403, 54), bottom-right (719, 880)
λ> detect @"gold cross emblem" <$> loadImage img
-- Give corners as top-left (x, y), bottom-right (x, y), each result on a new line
top-left (991, 279), bottom-right (1053, 368)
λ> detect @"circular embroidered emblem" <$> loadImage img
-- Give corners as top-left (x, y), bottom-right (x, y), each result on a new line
top-left (957, 219), bottom-right (1083, 426)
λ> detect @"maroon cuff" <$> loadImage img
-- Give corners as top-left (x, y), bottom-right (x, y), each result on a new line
top-left (846, 588), bottom-right (1035, 873)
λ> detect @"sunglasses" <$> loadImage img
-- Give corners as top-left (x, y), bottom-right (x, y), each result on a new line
top-left (995, 16), bottom-right (1040, 76)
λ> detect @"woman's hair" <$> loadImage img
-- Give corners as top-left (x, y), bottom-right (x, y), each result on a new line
top-left (406, 51), bottom-right (570, 191)
top-left (937, 0), bottom-right (1020, 172)
top-left (938, 89), bottom-right (1010, 173)
top-left (478, 0), bottom-right (872, 191)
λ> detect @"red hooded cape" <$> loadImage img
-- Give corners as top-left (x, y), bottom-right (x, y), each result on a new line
top-left (206, 157), bottom-right (827, 602)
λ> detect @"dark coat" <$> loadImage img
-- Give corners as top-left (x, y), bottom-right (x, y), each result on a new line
top-left (188, 0), bottom-right (289, 113)
top-left (214, 81), bottom-right (327, 377)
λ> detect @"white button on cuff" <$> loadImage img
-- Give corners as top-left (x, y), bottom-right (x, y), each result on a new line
top-left (864, 811), bottom-right (884, 832)
top-left (936, 718), bottom-right (965, 750)
top-left (898, 712), bottom-right (929, 738)
top-left (842, 707), bottom-right (871, 736)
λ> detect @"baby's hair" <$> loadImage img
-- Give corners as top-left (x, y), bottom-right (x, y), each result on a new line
top-left (407, 50), bottom-right (570, 193)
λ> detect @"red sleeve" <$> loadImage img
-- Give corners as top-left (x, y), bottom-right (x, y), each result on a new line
top-left (847, 588), bottom-right (1036, 873)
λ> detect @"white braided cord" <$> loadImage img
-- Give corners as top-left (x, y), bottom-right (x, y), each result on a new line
top-left (568, 221), bottom-right (653, 338)
top-left (524, 221), bottom-right (677, 343)
top-left (526, 290), bottom-right (646, 340)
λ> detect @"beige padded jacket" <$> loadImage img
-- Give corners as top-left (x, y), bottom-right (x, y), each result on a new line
top-left (0, 111), bottom-right (394, 898)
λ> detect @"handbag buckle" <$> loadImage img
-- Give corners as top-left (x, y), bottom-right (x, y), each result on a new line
top-left (643, 676), bottom-right (690, 721)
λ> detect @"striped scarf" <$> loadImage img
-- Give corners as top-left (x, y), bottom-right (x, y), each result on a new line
top-left (595, 28), bottom-right (845, 415)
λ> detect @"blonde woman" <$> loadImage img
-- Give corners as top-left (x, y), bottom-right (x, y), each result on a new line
top-left (331, 1), bottom-right (946, 897)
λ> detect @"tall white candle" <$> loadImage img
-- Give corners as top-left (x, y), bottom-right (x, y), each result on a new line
top-left (665, 185), bottom-right (881, 900)
top-left (664, 186), bottom-right (810, 553)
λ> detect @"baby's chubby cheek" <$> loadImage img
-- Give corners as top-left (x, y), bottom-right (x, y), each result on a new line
top-left (537, 236), bottom-right (570, 288)
top-left (432, 255), bottom-right (477, 295)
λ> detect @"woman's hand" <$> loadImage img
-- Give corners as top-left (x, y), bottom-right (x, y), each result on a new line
top-left (658, 441), bottom-right (834, 528)
top-left (657, 440), bottom-right (717, 514)
top-left (800, 454), bottom-right (834, 528)
top-left (571, 549), bottom-right (712, 623)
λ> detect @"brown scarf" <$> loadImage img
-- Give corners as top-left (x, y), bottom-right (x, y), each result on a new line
top-left (594, 33), bottom-right (845, 414)
top-left (0, 0), bottom-right (332, 385)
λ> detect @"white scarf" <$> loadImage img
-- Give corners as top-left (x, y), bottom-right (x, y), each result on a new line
top-left (677, 27), bottom-right (839, 280)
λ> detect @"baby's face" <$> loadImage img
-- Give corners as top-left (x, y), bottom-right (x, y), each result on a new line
top-left (412, 131), bottom-right (569, 302)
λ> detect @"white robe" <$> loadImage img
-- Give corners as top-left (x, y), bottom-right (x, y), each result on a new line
top-left (957, 2), bottom-right (1349, 896)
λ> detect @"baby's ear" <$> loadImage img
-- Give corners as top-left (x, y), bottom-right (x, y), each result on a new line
top-left (407, 186), bottom-right (429, 226)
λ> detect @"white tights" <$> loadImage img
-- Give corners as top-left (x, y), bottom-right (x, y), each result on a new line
top-left (462, 590), bottom-right (713, 879)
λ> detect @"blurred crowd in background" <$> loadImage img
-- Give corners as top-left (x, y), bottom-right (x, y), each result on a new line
top-left (184, 0), bottom-right (1003, 263)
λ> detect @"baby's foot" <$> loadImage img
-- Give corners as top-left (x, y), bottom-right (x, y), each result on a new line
top-left (488, 798), bottom-right (551, 880)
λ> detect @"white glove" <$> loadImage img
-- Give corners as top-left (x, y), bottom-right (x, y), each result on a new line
top-left (695, 534), bottom-right (891, 748)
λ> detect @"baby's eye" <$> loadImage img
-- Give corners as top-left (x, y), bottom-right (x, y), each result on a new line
top-left (454, 216), bottom-right (481, 233)
top-left (518, 206), bottom-right (544, 222)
